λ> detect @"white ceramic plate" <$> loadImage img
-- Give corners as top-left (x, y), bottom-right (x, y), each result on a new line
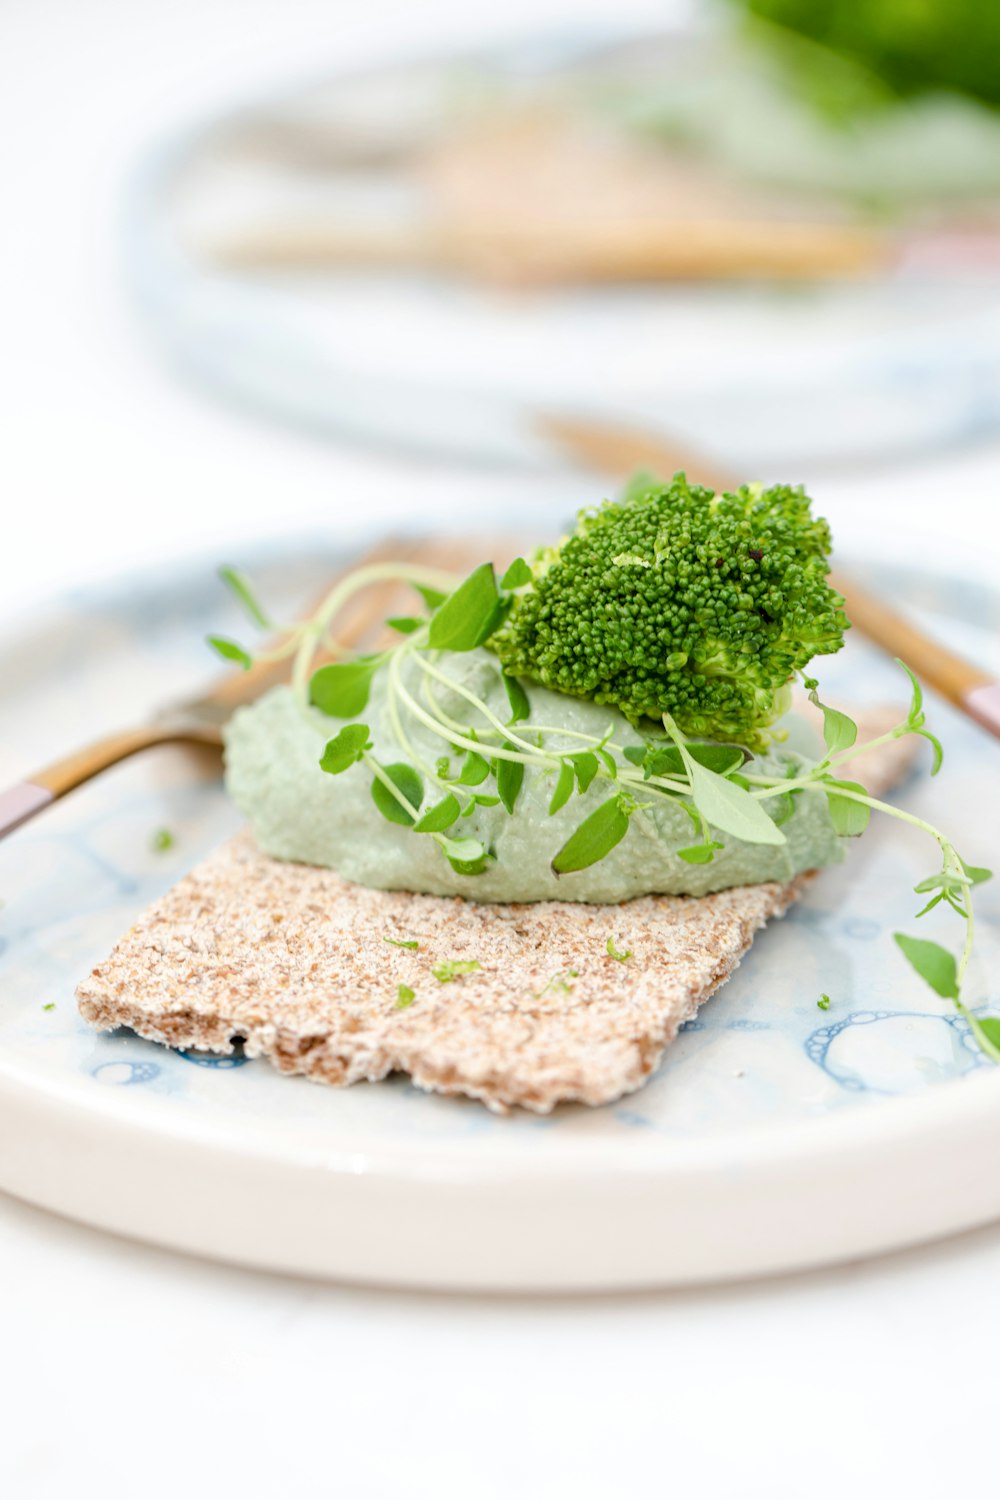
top-left (1, 542), bottom-right (999, 1290)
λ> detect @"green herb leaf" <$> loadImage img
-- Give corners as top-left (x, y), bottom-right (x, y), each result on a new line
top-left (319, 723), bottom-right (371, 774)
top-left (596, 748), bottom-right (618, 777)
top-left (690, 743), bottom-right (749, 774)
top-left (42, 1001), bottom-right (56, 1012)
top-left (427, 564), bottom-right (508, 651)
top-left (818, 994), bottom-right (831, 1011)
top-left (978, 1017), bottom-right (1000, 1048)
top-left (896, 659), bottom-right (923, 723)
top-left (456, 750), bottom-right (490, 786)
top-left (439, 836), bottom-right (487, 861)
top-left (501, 670), bottom-right (530, 724)
top-left (413, 793), bottom-right (461, 833)
top-left (386, 616), bottom-right (423, 635)
top-left (606, 938), bottom-right (632, 962)
top-left (207, 635), bottom-right (252, 671)
top-left (689, 763), bottom-right (787, 847)
top-left (472, 793), bottom-right (500, 807)
top-left (894, 933), bottom-right (960, 1000)
top-left (439, 835), bottom-right (490, 875)
top-left (320, 723), bottom-right (371, 774)
top-left (962, 861), bottom-right (993, 886)
top-left (384, 936), bottom-right (419, 950)
top-left (677, 840), bottom-right (724, 864)
top-left (819, 703), bottom-right (858, 755)
top-left (218, 565), bottom-right (272, 628)
top-left (310, 659), bottom-right (378, 718)
top-left (500, 557), bottom-right (533, 589)
top-left (431, 959), bottom-right (481, 983)
top-left (396, 983), bottom-right (415, 1009)
top-left (770, 790), bottom-right (797, 827)
top-left (915, 727), bottom-right (945, 775)
top-left (370, 762), bottom-right (423, 826)
top-left (549, 761), bottom-right (575, 815)
top-left (570, 751), bottom-right (599, 794)
top-left (552, 795), bottom-right (631, 875)
top-left (415, 583), bottom-right (447, 610)
top-left (496, 747), bottom-right (525, 815)
top-left (627, 742), bottom-right (744, 782)
top-left (151, 828), bottom-right (174, 852)
top-left (806, 682), bottom-right (858, 756)
top-left (824, 779), bottom-right (871, 837)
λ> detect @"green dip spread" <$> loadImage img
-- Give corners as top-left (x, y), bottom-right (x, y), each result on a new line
top-left (224, 649), bottom-right (843, 903)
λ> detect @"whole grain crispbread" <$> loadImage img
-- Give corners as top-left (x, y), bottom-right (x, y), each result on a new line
top-left (76, 707), bottom-right (920, 1113)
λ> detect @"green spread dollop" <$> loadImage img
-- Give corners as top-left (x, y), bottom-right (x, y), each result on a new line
top-left (224, 650), bottom-right (843, 903)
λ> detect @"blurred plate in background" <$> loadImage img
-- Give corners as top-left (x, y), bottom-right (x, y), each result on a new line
top-left (128, 20), bottom-right (1000, 471)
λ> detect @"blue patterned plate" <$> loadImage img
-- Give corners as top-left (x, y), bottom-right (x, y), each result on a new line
top-left (1, 543), bottom-right (998, 1288)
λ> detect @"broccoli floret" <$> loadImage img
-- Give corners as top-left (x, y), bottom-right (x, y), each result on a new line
top-left (490, 474), bottom-right (848, 749)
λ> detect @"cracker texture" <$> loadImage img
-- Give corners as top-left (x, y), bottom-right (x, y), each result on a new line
top-left (76, 706), bottom-right (918, 1113)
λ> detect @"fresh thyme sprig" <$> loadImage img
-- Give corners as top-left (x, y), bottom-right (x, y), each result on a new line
top-left (210, 558), bottom-right (997, 1062)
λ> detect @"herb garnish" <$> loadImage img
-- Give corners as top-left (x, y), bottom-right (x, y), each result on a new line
top-left (151, 828), bottom-right (174, 852)
top-left (607, 939), bottom-right (633, 963)
top-left (396, 984), bottom-right (415, 1009)
top-left (431, 960), bottom-right (481, 984)
top-left (817, 994), bottom-right (831, 1011)
top-left (383, 936), bottom-right (419, 950)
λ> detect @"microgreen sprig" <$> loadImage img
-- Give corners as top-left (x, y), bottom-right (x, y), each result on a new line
top-left (212, 560), bottom-right (998, 1062)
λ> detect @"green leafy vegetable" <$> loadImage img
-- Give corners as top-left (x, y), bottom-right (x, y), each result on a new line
top-left (218, 565), bottom-right (272, 628)
top-left (548, 761), bottom-right (575, 815)
top-left (677, 840), bottom-right (724, 864)
top-left (319, 723), bottom-right (371, 775)
top-left (894, 934), bottom-right (959, 1000)
top-left (501, 670), bottom-right (530, 724)
top-left (415, 583), bottom-right (447, 610)
top-left (687, 760), bottom-right (787, 847)
top-left (387, 616), bottom-right (423, 635)
top-left (413, 793), bottom-right (461, 833)
top-left (570, 752), bottom-right (599, 794)
top-left (552, 796), bottom-right (632, 875)
top-left (310, 659), bottom-right (379, 718)
top-left (455, 750), bottom-right (490, 786)
top-left (824, 779), bottom-right (871, 836)
top-left (501, 557), bottom-right (533, 589)
top-left (207, 635), bottom-right (252, 671)
top-left (496, 746), bottom-right (524, 815)
top-left (428, 564), bottom-right (507, 651)
top-left (431, 959), bottom-right (481, 983)
top-left (370, 763), bottom-right (423, 826)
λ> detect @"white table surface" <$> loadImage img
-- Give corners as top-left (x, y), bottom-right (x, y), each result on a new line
top-left (3, 2), bottom-right (1000, 1496)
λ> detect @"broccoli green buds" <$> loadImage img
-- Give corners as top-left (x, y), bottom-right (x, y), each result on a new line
top-left (490, 474), bottom-right (848, 749)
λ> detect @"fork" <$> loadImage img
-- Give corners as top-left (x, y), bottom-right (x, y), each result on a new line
top-left (0, 534), bottom-right (480, 841)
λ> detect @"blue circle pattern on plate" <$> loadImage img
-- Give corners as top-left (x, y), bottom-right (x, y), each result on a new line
top-left (92, 1060), bottom-right (162, 1087)
top-left (806, 1010), bottom-right (985, 1096)
top-left (177, 1048), bottom-right (249, 1069)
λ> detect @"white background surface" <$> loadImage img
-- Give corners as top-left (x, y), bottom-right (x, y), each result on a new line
top-left (3, 2), bottom-right (1000, 1496)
